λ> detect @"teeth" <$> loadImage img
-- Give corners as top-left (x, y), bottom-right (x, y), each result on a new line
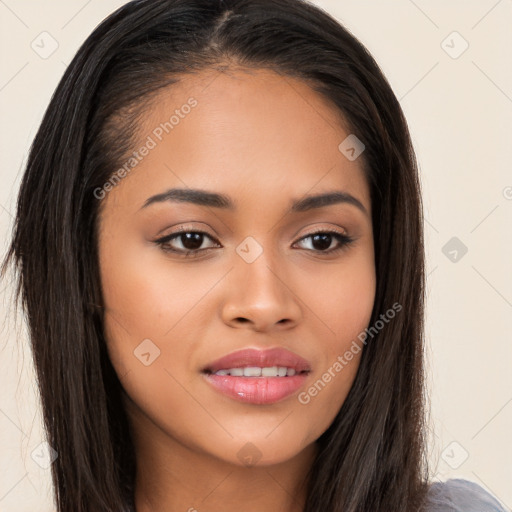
top-left (244, 366), bottom-right (262, 377)
top-left (261, 366), bottom-right (278, 376)
top-left (213, 366), bottom-right (300, 377)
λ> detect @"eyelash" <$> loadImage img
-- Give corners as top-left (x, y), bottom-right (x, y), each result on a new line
top-left (154, 228), bottom-right (355, 258)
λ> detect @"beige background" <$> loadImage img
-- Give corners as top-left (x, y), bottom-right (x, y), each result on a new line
top-left (1, 1), bottom-right (511, 511)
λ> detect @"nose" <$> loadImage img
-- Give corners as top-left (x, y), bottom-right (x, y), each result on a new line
top-left (220, 245), bottom-right (303, 332)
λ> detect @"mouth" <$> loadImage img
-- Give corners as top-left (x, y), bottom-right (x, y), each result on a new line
top-left (203, 366), bottom-right (308, 377)
top-left (201, 347), bottom-right (311, 405)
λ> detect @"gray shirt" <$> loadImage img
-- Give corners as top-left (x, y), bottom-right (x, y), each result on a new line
top-left (122, 478), bottom-right (508, 511)
top-left (425, 478), bottom-right (508, 511)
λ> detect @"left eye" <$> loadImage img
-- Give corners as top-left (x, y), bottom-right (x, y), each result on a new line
top-left (294, 231), bottom-right (354, 253)
top-left (154, 229), bottom-right (354, 257)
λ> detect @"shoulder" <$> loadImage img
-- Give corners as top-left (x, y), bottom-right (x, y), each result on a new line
top-left (423, 478), bottom-right (508, 512)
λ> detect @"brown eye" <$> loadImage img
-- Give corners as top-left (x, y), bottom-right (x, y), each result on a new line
top-left (294, 230), bottom-right (355, 254)
top-left (177, 232), bottom-right (206, 250)
top-left (154, 231), bottom-right (220, 257)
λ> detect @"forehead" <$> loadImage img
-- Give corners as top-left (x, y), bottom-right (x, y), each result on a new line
top-left (103, 67), bottom-right (371, 216)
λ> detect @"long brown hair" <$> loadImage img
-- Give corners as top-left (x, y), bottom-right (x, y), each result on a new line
top-left (3, 0), bottom-right (430, 510)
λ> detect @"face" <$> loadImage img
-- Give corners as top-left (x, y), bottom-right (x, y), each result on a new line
top-left (98, 67), bottom-right (376, 468)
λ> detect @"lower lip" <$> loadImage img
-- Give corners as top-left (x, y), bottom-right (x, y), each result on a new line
top-left (202, 373), bottom-right (309, 404)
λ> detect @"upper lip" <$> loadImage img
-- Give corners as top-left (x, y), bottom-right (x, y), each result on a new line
top-left (203, 347), bottom-right (311, 374)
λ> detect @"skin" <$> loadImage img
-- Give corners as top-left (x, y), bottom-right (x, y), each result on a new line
top-left (98, 67), bottom-right (376, 512)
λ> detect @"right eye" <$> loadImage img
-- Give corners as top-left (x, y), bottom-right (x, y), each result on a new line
top-left (154, 230), bottom-right (222, 258)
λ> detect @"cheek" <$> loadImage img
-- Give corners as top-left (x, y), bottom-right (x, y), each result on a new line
top-left (302, 243), bottom-right (376, 349)
top-left (292, 252), bottom-right (375, 434)
top-left (98, 232), bottom-right (229, 396)
top-left (322, 271), bottom-right (375, 331)
top-left (99, 231), bottom-right (209, 337)
top-left (98, 243), bottom-right (222, 447)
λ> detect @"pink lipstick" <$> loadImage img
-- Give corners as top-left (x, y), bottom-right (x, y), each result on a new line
top-left (202, 347), bottom-right (311, 405)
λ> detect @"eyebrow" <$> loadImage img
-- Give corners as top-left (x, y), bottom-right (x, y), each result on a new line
top-left (141, 188), bottom-right (368, 216)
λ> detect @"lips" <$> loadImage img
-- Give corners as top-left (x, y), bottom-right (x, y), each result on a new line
top-left (201, 347), bottom-right (311, 405)
top-left (202, 347), bottom-right (311, 374)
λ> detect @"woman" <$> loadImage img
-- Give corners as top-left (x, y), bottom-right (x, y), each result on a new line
top-left (2, 0), bottom-right (506, 511)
